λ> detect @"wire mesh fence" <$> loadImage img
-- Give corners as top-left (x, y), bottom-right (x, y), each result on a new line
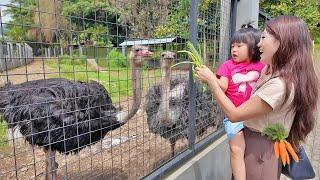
top-left (0, 0), bottom-right (232, 179)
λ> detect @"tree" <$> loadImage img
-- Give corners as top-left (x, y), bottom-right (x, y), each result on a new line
top-left (3, 0), bottom-right (36, 41)
top-left (154, 0), bottom-right (190, 38)
top-left (260, 0), bottom-right (320, 38)
top-left (109, 0), bottom-right (172, 38)
top-left (34, 0), bottom-right (69, 44)
top-left (61, 0), bottom-right (123, 46)
top-left (4, 0), bottom-right (68, 42)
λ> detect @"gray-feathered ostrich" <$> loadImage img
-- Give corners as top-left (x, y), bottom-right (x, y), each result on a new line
top-left (146, 51), bottom-right (218, 157)
top-left (0, 45), bottom-right (152, 179)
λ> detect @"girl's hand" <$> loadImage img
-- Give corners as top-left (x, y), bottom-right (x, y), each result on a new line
top-left (195, 65), bottom-right (216, 84)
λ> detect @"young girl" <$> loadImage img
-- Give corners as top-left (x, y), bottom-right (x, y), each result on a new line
top-left (196, 15), bottom-right (318, 180)
top-left (216, 25), bottom-right (264, 180)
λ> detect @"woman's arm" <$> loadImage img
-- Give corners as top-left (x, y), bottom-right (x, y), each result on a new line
top-left (195, 66), bottom-right (272, 122)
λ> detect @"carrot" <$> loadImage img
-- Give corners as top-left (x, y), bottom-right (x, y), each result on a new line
top-left (285, 148), bottom-right (290, 165)
top-left (274, 141), bottom-right (280, 159)
top-left (279, 140), bottom-right (287, 166)
top-left (285, 141), bottom-right (299, 162)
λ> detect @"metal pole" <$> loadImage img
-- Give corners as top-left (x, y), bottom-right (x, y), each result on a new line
top-left (229, 0), bottom-right (237, 59)
top-left (230, 0), bottom-right (237, 38)
top-left (188, 0), bottom-right (199, 152)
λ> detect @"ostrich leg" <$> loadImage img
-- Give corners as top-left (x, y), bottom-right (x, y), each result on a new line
top-left (44, 149), bottom-right (58, 180)
top-left (169, 139), bottom-right (176, 158)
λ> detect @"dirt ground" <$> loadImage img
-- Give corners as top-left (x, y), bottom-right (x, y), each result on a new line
top-left (0, 60), bottom-right (218, 180)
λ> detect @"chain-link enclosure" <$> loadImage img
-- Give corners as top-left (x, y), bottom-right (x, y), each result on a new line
top-left (0, 0), bottom-right (232, 179)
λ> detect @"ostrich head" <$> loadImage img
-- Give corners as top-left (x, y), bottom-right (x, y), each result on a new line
top-left (160, 51), bottom-right (176, 83)
top-left (129, 45), bottom-right (153, 67)
top-left (160, 51), bottom-right (176, 70)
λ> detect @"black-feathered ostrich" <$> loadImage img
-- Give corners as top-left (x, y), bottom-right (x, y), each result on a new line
top-left (146, 51), bottom-right (218, 157)
top-left (0, 45), bottom-right (152, 179)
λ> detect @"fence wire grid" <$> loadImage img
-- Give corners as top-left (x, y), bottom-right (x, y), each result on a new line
top-left (0, 0), bottom-right (232, 179)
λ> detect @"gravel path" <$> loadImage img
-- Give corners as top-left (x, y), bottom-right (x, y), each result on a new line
top-left (0, 59), bottom-right (56, 85)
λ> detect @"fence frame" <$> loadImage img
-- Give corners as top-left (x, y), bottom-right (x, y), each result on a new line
top-left (142, 0), bottom-right (236, 178)
top-left (1, 0), bottom-right (235, 178)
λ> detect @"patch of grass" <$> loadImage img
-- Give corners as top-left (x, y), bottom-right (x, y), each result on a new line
top-left (314, 43), bottom-right (320, 50)
top-left (313, 44), bottom-right (320, 78)
top-left (0, 121), bottom-right (8, 147)
top-left (314, 43), bottom-right (320, 52)
top-left (313, 44), bottom-right (320, 60)
top-left (59, 55), bottom-right (88, 65)
top-left (45, 57), bottom-right (161, 103)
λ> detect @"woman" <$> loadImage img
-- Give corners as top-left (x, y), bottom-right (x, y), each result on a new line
top-left (195, 15), bottom-right (318, 179)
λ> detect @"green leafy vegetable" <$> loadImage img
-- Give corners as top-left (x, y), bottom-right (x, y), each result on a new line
top-left (262, 123), bottom-right (286, 141)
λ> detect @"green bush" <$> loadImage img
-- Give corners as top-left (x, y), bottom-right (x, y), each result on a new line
top-left (97, 48), bottom-right (128, 68)
top-left (314, 37), bottom-right (320, 44)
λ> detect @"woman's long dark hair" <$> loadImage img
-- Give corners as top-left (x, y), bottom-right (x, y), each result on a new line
top-left (266, 15), bottom-right (319, 150)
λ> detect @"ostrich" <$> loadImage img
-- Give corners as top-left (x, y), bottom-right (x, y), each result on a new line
top-left (0, 45), bottom-right (152, 179)
top-left (146, 51), bottom-right (218, 157)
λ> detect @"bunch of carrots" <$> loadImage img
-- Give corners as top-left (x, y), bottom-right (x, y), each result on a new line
top-left (262, 123), bottom-right (299, 166)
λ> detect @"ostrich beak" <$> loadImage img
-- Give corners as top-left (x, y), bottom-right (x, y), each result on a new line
top-left (136, 49), bottom-right (153, 58)
top-left (103, 110), bottom-right (117, 118)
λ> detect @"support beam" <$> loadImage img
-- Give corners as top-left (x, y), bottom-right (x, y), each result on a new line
top-left (236, 0), bottom-right (259, 29)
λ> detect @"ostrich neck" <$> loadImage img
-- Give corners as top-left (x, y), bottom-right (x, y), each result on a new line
top-left (116, 60), bottom-right (142, 123)
top-left (159, 66), bottom-right (171, 123)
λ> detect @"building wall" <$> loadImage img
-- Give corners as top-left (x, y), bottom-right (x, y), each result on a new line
top-left (236, 0), bottom-right (259, 29)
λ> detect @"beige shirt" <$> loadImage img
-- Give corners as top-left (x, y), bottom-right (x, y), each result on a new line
top-left (244, 66), bottom-right (295, 137)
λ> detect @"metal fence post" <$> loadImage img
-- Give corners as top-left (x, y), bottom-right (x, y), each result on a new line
top-left (219, 0), bottom-right (232, 64)
top-left (230, 0), bottom-right (237, 43)
top-left (188, 0), bottom-right (199, 152)
top-left (228, 0), bottom-right (237, 59)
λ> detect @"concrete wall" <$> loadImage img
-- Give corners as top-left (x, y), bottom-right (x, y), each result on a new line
top-left (236, 0), bottom-right (259, 29)
top-left (164, 135), bottom-right (232, 180)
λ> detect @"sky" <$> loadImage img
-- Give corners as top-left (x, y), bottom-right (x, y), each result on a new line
top-left (0, 0), bottom-right (11, 23)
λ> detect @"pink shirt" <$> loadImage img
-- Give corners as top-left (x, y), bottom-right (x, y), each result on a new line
top-left (217, 59), bottom-right (265, 107)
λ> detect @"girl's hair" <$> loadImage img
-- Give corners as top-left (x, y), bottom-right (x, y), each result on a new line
top-left (231, 23), bottom-right (261, 62)
top-left (266, 15), bottom-right (319, 150)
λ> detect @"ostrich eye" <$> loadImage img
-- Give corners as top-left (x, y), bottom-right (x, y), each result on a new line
top-left (161, 54), bottom-right (165, 58)
top-left (173, 54), bottom-right (177, 59)
top-left (135, 49), bottom-right (140, 52)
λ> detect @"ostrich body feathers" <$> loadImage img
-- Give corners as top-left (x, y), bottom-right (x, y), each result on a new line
top-left (0, 78), bottom-right (122, 154)
top-left (146, 75), bottom-right (219, 144)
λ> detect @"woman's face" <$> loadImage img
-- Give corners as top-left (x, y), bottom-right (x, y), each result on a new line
top-left (258, 30), bottom-right (280, 64)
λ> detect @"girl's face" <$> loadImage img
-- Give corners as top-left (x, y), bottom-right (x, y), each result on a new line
top-left (258, 30), bottom-right (280, 64)
top-left (231, 42), bottom-right (250, 63)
